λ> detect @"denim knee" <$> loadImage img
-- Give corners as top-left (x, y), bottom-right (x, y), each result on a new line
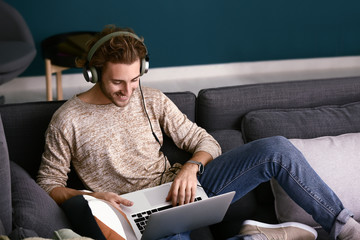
top-left (255, 136), bottom-right (297, 155)
top-left (264, 135), bottom-right (292, 148)
top-left (252, 136), bottom-right (306, 166)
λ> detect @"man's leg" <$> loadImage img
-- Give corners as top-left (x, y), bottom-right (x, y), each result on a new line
top-left (198, 136), bottom-right (351, 238)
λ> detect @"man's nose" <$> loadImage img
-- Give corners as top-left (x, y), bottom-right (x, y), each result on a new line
top-left (123, 83), bottom-right (132, 95)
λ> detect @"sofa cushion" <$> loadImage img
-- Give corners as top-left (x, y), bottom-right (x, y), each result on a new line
top-left (53, 228), bottom-right (93, 240)
top-left (10, 161), bottom-right (71, 238)
top-left (271, 133), bottom-right (360, 227)
top-left (241, 101), bottom-right (360, 143)
top-left (0, 116), bottom-right (11, 235)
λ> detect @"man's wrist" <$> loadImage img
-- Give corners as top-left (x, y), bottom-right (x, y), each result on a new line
top-left (186, 160), bottom-right (204, 175)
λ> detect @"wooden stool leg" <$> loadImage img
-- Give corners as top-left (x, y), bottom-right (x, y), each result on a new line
top-left (56, 71), bottom-right (63, 100)
top-left (45, 59), bottom-right (53, 101)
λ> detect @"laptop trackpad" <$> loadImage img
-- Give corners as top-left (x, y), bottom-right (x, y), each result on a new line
top-left (144, 183), bottom-right (171, 206)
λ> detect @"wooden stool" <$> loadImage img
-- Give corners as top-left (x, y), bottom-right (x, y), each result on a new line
top-left (41, 32), bottom-right (97, 101)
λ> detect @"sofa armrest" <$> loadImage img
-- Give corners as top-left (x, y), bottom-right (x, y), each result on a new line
top-left (0, 116), bottom-right (12, 235)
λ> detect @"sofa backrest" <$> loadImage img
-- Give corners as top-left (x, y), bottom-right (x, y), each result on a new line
top-left (197, 76), bottom-right (360, 142)
top-left (0, 101), bottom-right (65, 179)
top-left (0, 91), bottom-right (196, 189)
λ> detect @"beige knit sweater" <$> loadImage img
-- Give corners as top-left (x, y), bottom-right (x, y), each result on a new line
top-left (37, 87), bottom-right (221, 195)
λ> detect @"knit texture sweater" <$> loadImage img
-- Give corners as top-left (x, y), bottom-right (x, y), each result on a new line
top-left (37, 87), bottom-right (221, 195)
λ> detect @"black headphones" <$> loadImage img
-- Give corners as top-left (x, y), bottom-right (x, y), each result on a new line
top-left (83, 31), bottom-right (149, 83)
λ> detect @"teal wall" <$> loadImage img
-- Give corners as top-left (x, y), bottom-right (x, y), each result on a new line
top-left (6, 0), bottom-right (360, 77)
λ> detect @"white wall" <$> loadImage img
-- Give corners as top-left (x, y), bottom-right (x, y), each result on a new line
top-left (1, 56), bottom-right (360, 104)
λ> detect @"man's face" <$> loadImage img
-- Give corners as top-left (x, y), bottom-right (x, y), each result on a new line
top-left (99, 60), bottom-right (141, 107)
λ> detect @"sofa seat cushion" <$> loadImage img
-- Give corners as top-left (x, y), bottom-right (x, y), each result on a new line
top-left (241, 101), bottom-right (360, 143)
top-left (271, 132), bottom-right (360, 228)
top-left (10, 161), bottom-right (71, 238)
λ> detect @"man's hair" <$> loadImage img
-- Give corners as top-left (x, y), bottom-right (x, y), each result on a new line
top-left (76, 25), bottom-right (147, 70)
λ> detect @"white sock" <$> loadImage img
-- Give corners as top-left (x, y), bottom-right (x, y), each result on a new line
top-left (338, 217), bottom-right (360, 240)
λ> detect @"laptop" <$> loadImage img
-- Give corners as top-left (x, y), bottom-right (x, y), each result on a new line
top-left (120, 182), bottom-right (235, 240)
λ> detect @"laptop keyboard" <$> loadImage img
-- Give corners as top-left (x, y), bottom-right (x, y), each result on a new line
top-left (131, 197), bottom-right (202, 234)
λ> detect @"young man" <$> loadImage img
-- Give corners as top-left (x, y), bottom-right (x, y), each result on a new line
top-left (37, 25), bottom-right (360, 240)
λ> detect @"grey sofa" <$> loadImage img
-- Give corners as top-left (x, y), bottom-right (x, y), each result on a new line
top-left (1, 76), bottom-right (360, 239)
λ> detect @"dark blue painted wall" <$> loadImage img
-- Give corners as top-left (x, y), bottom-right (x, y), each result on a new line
top-left (5, 0), bottom-right (360, 76)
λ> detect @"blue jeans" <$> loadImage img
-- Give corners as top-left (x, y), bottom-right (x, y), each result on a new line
top-left (161, 136), bottom-right (351, 240)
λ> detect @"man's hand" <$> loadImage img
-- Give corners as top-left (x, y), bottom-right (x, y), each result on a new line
top-left (166, 162), bottom-right (199, 206)
top-left (50, 187), bottom-right (133, 210)
top-left (166, 151), bottom-right (213, 206)
top-left (91, 191), bottom-right (134, 209)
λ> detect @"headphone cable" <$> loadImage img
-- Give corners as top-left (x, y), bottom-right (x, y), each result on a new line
top-left (138, 80), bottom-right (168, 185)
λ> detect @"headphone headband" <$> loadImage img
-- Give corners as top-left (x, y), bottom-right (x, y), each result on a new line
top-left (87, 31), bottom-right (148, 62)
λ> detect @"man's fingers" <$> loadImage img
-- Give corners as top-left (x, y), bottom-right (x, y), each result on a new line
top-left (178, 183), bottom-right (187, 205)
top-left (118, 197), bottom-right (134, 207)
top-left (171, 182), bottom-right (180, 206)
top-left (167, 180), bottom-right (197, 206)
top-left (183, 184), bottom-right (194, 204)
top-left (92, 191), bottom-right (133, 207)
top-left (187, 183), bottom-right (197, 204)
top-left (189, 185), bottom-right (196, 203)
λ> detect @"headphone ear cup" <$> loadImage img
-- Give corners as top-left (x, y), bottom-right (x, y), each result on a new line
top-left (89, 66), bottom-right (99, 83)
top-left (83, 66), bottom-right (91, 82)
top-left (140, 55), bottom-right (149, 76)
top-left (83, 65), bottom-right (99, 83)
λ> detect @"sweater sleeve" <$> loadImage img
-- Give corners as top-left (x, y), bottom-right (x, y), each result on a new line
top-left (159, 92), bottom-right (222, 160)
top-left (37, 124), bottom-right (72, 194)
